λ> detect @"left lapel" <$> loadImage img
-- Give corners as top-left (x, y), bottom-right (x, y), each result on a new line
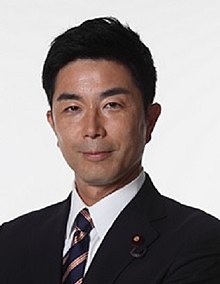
top-left (84, 174), bottom-right (167, 284)
top-left (29, 195), bottom-right (71, 284)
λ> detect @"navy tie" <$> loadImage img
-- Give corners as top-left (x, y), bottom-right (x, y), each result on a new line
top-left (62, 208), bottom-right (94, 284)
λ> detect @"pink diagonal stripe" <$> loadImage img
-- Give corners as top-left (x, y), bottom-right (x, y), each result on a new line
top-left (72, 230), bottom-right (86, 245)
top-left (62, 252), bottom-right (88, 283)
top-left (63, 253), bottom-right (69, 265)
top-left (75, 278), bottom-right (83, 284)
top-left (81, 210), bottom-right (94, 226)
top-left (63, 230), bottom-right (87, 265)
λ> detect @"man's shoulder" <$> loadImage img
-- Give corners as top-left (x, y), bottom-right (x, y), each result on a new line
top-left (141, 174), bottom-right (220, 232)
top-left (0, 196), bottom-right (71, 281)
top-left (159, 193), bottom-right (220, 239)
top-left (0, 196), bottom-right (70, 240)
top-left (163, 193), bottom-right (220, 221)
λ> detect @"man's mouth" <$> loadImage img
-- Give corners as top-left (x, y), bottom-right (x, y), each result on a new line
top-left (81, 151), bottom-right (113, 161)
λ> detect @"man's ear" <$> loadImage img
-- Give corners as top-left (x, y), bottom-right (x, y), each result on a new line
top-left (145, 103), bottom-right (161, 144)
top-left (47, 110), bottom-right (60, 147)
top-left (46, 110), bottom-right (55, 131)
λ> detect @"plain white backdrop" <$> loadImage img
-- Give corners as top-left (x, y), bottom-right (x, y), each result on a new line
top-left (0, 0), bottom-right (220, 225)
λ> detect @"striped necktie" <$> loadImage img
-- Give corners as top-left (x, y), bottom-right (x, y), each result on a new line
top-left (62, 208), bottom-right (94, 284)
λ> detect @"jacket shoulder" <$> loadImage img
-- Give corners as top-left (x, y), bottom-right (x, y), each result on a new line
top-left (158, 194), bottom-right (220, 251)
top-left (0, 196), bottom-right (70, 241)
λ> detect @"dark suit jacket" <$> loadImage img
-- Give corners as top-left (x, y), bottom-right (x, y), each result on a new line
top-left (1, 174), bottom-right (220, 283)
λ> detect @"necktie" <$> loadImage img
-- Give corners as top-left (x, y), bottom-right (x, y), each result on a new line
top-left (62, 208), bottom-right (94, 284)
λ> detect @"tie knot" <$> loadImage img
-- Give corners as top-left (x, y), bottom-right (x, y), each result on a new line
top-left (74, 208), bottom-right (94, 234)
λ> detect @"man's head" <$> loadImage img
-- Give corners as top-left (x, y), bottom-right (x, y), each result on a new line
top-left (42, 17), bottom-right (156, 111)
top-left (43, 17), bottom-right (161, 204)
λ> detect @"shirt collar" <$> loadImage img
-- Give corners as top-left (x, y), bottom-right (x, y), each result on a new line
top-left (66, 170), bottom-right (145, 241)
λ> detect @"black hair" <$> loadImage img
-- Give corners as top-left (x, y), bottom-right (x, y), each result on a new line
top-left (42, 17), bottom-right (157, 109)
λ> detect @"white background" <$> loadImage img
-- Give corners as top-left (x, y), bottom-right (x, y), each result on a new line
top-left (0, 0), bottom-right (220, 225)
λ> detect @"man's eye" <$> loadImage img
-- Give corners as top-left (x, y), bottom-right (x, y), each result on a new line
top-left (105, 102), bottom-right (122, 109)
top-left (64, 106), bottom-right (80, 112)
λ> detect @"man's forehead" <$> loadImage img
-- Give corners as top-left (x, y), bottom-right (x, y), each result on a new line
top-left (53, 59), bottom-right (141, 100)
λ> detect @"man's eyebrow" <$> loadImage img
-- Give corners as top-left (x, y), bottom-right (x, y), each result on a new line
top-left (56, 87), bottom-right (131, 102)
top-left (56, 93), bottom-right (81, 102)
top-left (101, 87), bottom-right (131, 98)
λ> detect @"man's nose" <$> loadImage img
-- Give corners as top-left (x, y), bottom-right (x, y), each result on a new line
top-left (82, 109), bottom-right (106, 139)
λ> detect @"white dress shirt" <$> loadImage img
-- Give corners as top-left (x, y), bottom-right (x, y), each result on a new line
top-left (63, 171), bottom-right (145, 273)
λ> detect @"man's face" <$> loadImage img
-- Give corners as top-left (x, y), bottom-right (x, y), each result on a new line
top-left (47, 59), bottom-right (160, 196)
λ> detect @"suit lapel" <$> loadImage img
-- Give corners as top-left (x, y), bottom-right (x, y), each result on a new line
top-left (84, 174), bottom-right (167, 284)
top-left (29, 195), bottom-right (71, 284)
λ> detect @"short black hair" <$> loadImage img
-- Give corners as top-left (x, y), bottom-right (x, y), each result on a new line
top-left (42, 17), bottom-right (157, 109)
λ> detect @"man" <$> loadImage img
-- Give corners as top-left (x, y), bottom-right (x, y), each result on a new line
top-left (1, 17), bottom-right (220, 284)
